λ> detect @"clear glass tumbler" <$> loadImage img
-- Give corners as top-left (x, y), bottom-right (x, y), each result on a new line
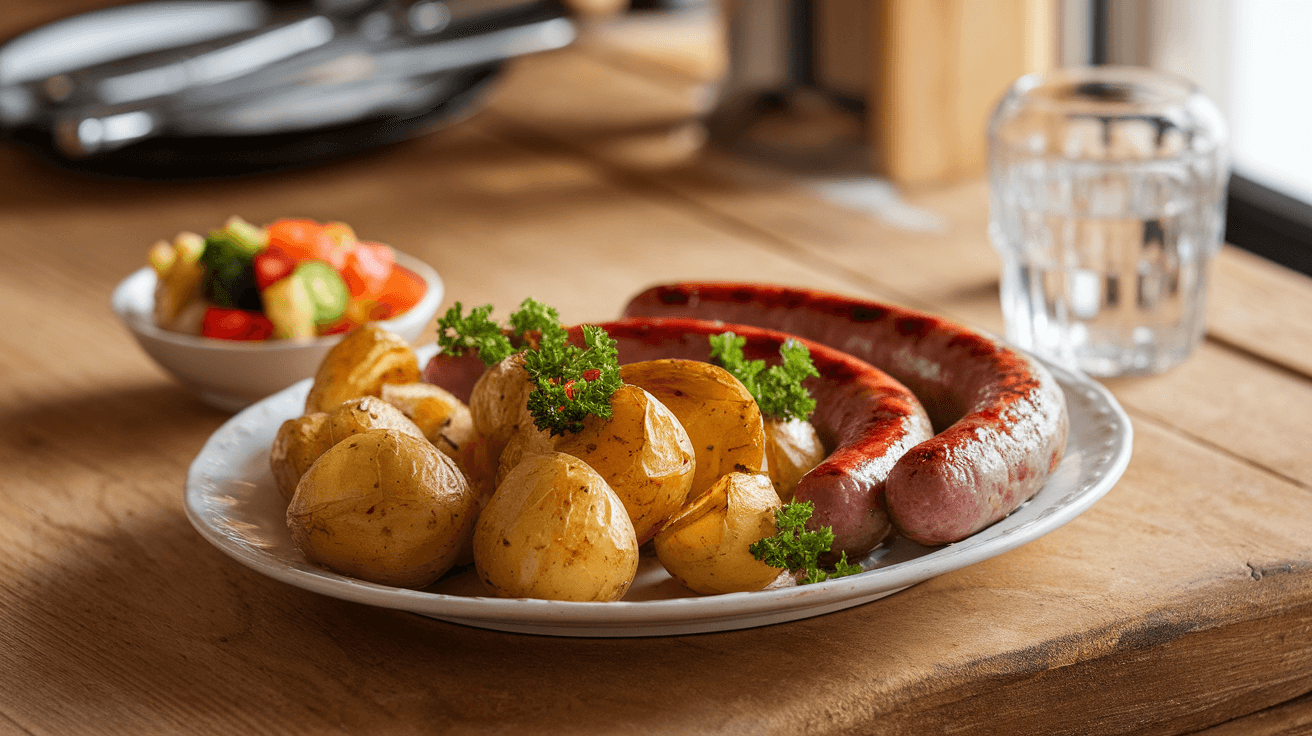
top-left (987, 66), bottom-right (1229, 377)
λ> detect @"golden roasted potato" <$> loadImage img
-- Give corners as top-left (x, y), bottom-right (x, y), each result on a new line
top-left (654, 471), bottom-right (784, 595)
top-left (468, 351), bottom-right (534, 466)
top-left (304, 325), bottom-right (420, 414)
top-left (376, 380), bottom-right (497, 569)
top-left (492, 385), bottom-right (696, 544)
top-left (763, 417), bottom-right (826, 502)
top-left (270, 397), bottom-right (426, 502)
top-left (287, 429), bottom-right (477, 588)
top-left (327, 395), bottom-right (426, 444)
top-left (380, 381), bottom-right (472, 452)
top-left (269, 413), bottom-right (333, 501)
top-left (553, 385), bottom-right (694, 544)
top-left (473, 452), bottom-right (638, 602)
top-left (495, 421), bottom-right (555, 487)
top-left (380, 381), bottom-right (495, 499)
top-left (620, 359), bottom-right (767, 501)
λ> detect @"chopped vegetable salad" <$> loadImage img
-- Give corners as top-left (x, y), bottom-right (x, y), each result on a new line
top-left (149, 216), bottom-right (426, 341)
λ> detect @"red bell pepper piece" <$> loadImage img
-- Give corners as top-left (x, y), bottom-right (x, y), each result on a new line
top-left (201, 307), bottom-right (274, 341)
top-left (253, 248), bottom-right (296, 291)
top-left (246, 313), bottom-right (274, 340)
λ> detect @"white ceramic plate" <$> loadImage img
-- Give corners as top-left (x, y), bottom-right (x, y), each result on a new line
top-left (185, 346), bottom-right (1132, 637)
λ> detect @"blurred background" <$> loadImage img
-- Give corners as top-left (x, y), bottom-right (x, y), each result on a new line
top-left (1, 0), bottom-right (1308, 276)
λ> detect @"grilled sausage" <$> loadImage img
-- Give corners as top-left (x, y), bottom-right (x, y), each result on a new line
top-left (624, 283), bottom-right (1069, 545)
top-left (422, 351), bottom-right (488, 405)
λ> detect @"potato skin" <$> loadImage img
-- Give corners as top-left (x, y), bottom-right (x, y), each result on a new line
top-left (271, 397), bottom-right (427, 503)
top-left (468, 352), bottom-right (534, 466)
top-left (654, 471), bottom-right (783, 595)
top-left (763, 417), bottom-right (826, 502)
top-left (304, 325), bottom-right (420, 414)
top-left (554, 385), bottom-right (694, 544)
top-left (620, 359), bottom-right (766, 501)
top-left (327, 395), bottom-right (426, 444)
top-left (473, 452), bottom-right (638, 602)
top-left (495, 421), bottom-right (555, 487)
top-left (287, 429), bottom-right (477, 588)
top-left (492, 386), bottom-right (696, 544)
top-left (380, 381), bottom-right (495, 499)
top-left (270, 413), bottom-right (334, 502)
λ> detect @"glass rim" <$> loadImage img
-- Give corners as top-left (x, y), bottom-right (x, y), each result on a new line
top-left (1006, 65), bottom-right (1204, 113)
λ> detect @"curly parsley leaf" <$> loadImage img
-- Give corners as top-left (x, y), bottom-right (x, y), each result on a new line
top-left (749, 501), bottom-right (862, 585)
top-left (436, 302), bottom-right (514, 366)
top-left (523, 324), bottom-right (623, 436)
top-left (507, 297), bottom-right (561, 339)
top-left (709, 332), bottom-right (819, 421)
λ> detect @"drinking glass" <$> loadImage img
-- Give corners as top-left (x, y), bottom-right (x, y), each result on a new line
top-left (988, 66), bottom-right (1229, 377)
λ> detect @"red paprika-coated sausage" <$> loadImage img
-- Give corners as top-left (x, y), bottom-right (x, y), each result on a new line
top-left (624, 283), bottom-right (1069, 546)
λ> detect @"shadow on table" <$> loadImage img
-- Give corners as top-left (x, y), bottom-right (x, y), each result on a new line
top-left (0, 383), bottom-right (228, 492)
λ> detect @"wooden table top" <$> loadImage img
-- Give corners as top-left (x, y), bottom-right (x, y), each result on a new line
top-left (2, 8), bottom-right (1310, 736)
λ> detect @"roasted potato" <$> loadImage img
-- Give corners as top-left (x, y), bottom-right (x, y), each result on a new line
top-left (380, 381), bottom-right (495, 499)
top-left (620, 359), bottom-right (767, 501)
top-left (327, 395), bottom-right (426, 443)
top-left (492, 385), bottom-right (696, 544)
top-left (270, 396), bottom-right (427, 502)
top-left (287, 429), bottom-right (477, 588)
top-left (553, 385), bottom-right (695, 544)
top-left (269, 413), bottom-right (334, 501)
top-left (763, 417), bottom-right (826, 502)
top-left (304, 325), bottom-right (420, 414)
top-left (473, 452), bottom-right (638, 602)
top-left (654, 471), bottom-right (784, 595)
top-left (468, 351), bottom-right (534, 466)
top-left (495, 421), bottom-right (555, 487)
top-left (380, 381), bottom-right (473, 452)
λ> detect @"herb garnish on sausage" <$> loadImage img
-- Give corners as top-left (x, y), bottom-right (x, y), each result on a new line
top-left (709, 332), bottom-right (819, 422)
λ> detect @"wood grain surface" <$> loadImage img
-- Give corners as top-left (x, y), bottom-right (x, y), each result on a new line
top-left (0, 6), bottom-right (1310, 736)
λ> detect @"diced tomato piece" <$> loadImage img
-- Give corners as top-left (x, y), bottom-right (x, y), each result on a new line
top-left (254, 249), bottom-right (296, 291)
top-left (265, 219), bottom-right (324, 262)
top-left (373, 265), bottom-right (427, 319)
top-left (201, 307), bottom-right (270, 341)
top-left (341, 241), bottom-right (395, 297)
top-left (311, 222), bottom-right (356, 271)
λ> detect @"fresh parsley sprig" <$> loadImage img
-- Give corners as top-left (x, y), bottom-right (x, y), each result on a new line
top-left (749, 501), bottom-right (862, 585)
top-left (523, 324), bottom-right (623, 436)
top-left (436, 302), bottom-right (514, 365)
top-left (436, 297), bottom-right (565, 366)
top-left (508, 297), bottom-right (561, 340)
top-left (709, 332), bottom-right (820, 421)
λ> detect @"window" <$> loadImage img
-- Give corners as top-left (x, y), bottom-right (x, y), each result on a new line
top-left (1087, 0), bottom-right (1312, 275)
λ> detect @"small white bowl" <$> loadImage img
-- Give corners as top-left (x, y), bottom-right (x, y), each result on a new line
top-left (112, 251), bottom-right (444, 412)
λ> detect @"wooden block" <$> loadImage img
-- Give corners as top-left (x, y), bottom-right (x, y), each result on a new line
top-left (873, 0), bottom-right (1056, 186)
